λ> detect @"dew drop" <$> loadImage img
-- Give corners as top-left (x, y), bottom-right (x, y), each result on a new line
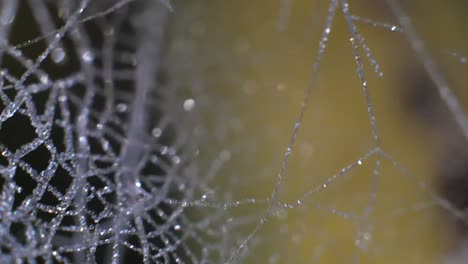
top-left (178, 183), bottom-right (186, 191)
top-left (81, 50), bottom-right (94, 64)
top-left (272, 205), bottom-right (287, 219)
top-left (355, 231), bottom-right (372, 251)
top-left (183, 98), bottom-right (196, 111)
top-left (102, 141), bottom-right (110, 151)
top-left (40, 75), bottom-right (50, 84)
top-left (152, 127), bottom-right (162, 138)
top-left (51, 48), bottom-right (66, 64)
top-left (135, 181), bottom-right (141, 188)
top-left (172, 156), bottom-right (181, 164)
top-left (79, 136), bottom-right (87, 145)
top-left (116, 103), bottom-right (128, 113)
top-left (161, 146), bottom-right (168, 155)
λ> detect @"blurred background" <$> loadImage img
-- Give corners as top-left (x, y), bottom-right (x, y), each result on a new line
top-left (168, 0), bottom-right (468, 263)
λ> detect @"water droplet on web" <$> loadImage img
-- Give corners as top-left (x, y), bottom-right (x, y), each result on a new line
top-left (272, 205), bottom-right (287, 220)
top-left (161, 146), bottom-right (168, 155)
top-left (355, 231), bottom-right (372, 251)
top-left (79, 136), bottom-right (87, 145)
top-left (81, 50), bottom-right (94, 64)
top-left (56, 80), bottom-right (66, 89)
top-left (10, 49), bottom-right (22, 57)
top-left (173, 224), bottom-right (181, 231)
top-left (152, 127), bottom-right (162, 138)
top-left (116, 103), bottom-right (128, 113)
top-left (135, 180), bottom-right (141, 188)
top-left (29, 84), bottom-right (39, 92)
top-left (151, 155), bottom-right (159, 164)
top-left (178, 183), bottom-right (186, 191)
top-left (23, 198), bottom-right (31, 207)
top-left (390, 25), bottom-right (397, 31)
top-left (172, 156), bottom-right (181, 164)
top-left (36, 126), bottom-right (48, 139)
top-left (183, 98), bottom-right (196, 111)
top-left (357, 160), bottom-right (362, 165)
top-left (40, 75), bottom-right (50, 84)
top-left (51, 48), bottom-right (66, 64)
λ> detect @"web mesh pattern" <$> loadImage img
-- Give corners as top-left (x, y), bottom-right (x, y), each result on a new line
top-left (0, 0), bottom-right (468, 263)
top-left (0, 1), bottom-right (235, 263)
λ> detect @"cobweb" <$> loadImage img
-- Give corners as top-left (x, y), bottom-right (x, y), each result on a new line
top-left (0, 0), bottom-right (467, 263)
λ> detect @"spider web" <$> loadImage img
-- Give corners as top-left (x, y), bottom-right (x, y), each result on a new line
top-left (0, 0), bottom-right (467, 263)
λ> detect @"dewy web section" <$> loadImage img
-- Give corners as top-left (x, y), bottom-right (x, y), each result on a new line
top-left (0, 0), bottom-right (467, 263)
